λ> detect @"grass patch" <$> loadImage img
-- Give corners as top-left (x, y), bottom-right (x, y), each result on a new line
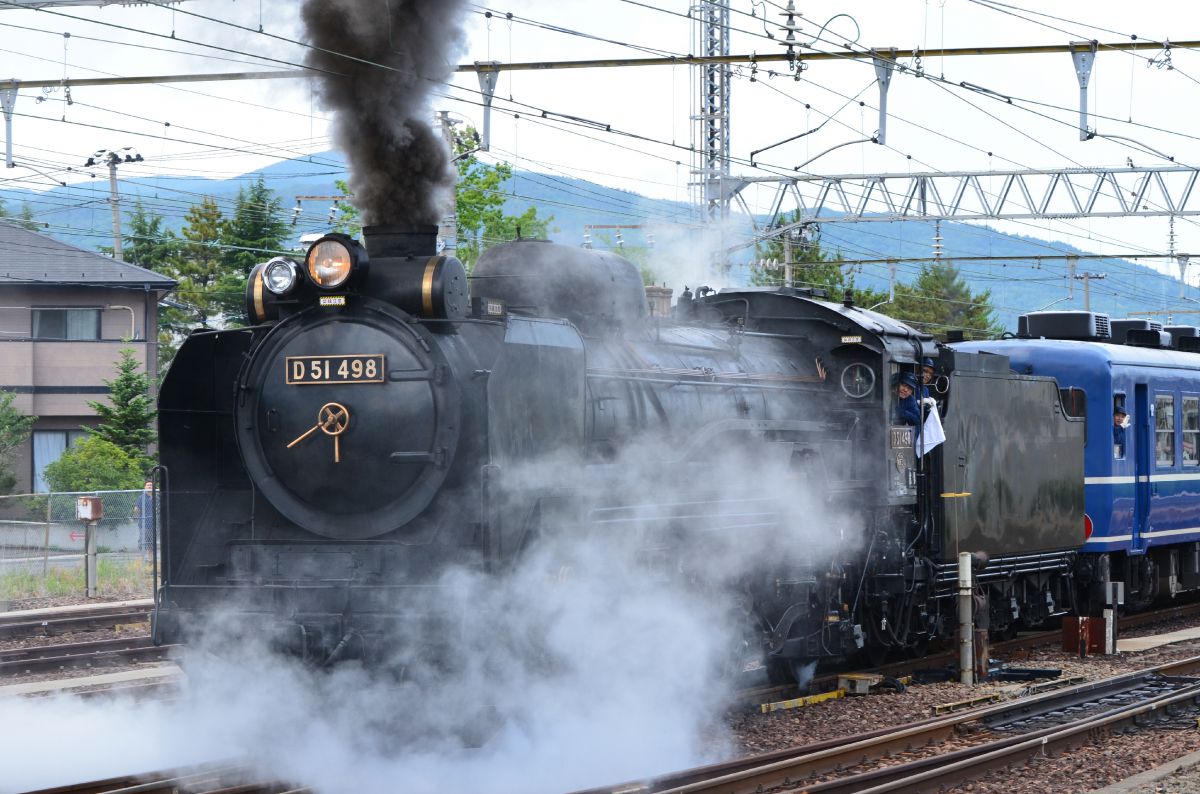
top-left (0, 557), bottom-right (153, 601)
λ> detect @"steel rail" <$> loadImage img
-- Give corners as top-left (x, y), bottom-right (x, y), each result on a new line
top-left (805, 678), bottom-right (1200, 793)
top-left (588, 655), bottom-right (1200, 794)
top-left (0, 635), bottom-right (175, 675)
top-left (0, 600), bottom-right (153, 625)
top-left (0, 608), bottom-right (150, 640)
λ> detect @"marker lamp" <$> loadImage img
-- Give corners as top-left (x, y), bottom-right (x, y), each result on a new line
top-left (263, 257), bottom-right (299, 295)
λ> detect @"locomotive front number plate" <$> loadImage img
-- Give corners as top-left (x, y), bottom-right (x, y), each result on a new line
top-left (286, 354), bottom-right (386, 385)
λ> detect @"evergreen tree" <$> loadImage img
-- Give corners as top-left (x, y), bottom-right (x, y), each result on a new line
top-left (16, 202), bottom-right (39, 231)
top-left (219, 175), bottom-right (290, 277)
top-left (87, 348), bottom-right (156, 471)
top-left (146, 197), bottom-right (236, 371)
top-left (124, 201), bottom-right (179, 271)
top-left (0, 389), bottom-right (34, 495)
top-left (890, 262), bottom-right (1003, 340)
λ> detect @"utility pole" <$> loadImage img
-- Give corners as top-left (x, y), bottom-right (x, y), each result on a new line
top-left (783, 230), bottom-right (793, 288)
top-left (84, 147), bottom-right (142, 262)
top-left (1073, 272), bottom-right (1107, 312)
top-left (436, 110), bottom-right (458, 255)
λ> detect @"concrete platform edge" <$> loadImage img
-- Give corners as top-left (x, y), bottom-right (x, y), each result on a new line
top-left (1093, 748), bottom-right (1200, 793)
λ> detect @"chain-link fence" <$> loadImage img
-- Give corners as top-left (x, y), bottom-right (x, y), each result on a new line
top-left (0, 489), bottom-right (156, 606)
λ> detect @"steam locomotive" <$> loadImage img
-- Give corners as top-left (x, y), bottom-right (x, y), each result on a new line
top-left (153, 224), bottom-right (1089, 680)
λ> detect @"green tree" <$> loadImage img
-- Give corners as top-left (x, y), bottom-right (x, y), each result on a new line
top-left (123, 201), bottom-right (179, 271)
top-left (331, 179), bottom-right (361, 238)
top-left (86, 348), bottom-right (155, 471)
top-left (889, 262), bottom-right (1003, 340)
top-left (173, 197), bottom-right (240, 325)
top-left (16, 202), bottom-right (39, 231)
top-left (154, 197), bottom-right (253, 370)
top-left (0, 389), bottom-right (34, 495)
top-left (220, 175), bottom-right (290, 278)
top-left (752, 221), bottom-right (887, 307)
top-left (43, 436), bottom-right (144, 492)
top-left (453, 126), bottom-right (552, 268)
top-left (324, 130), bottom-right (553, 271)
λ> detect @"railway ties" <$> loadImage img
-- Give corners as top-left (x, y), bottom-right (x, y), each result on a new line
top-left (587, 654), bottom-right (1200, 794)
top-left (0, 599), bottom-right (153, 641)
top-left (0, 635), bottom-right (175, 676)
top-left (21, 763), bottom-right (312, 794)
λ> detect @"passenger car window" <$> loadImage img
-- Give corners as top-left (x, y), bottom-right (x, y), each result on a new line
top-left (1184, 397), bottom-right (1200, 466)
top-left (1156, 394), bottom-right (1176, 467)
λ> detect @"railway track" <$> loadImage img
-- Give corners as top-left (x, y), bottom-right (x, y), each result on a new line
top-left (584, 655), bottom-right (1200, 794)
top-left (23, 763), bottom-right (309, 794)
top-left (0, 635), bottom-right (175, 676)
top-left (0, 599), bottom-right (153, 641)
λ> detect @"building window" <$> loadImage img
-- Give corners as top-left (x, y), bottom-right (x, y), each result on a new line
top-left (1185, 397), bottom-right (1200, 467)
top-left (32, 308), bottom-right (101, 340)
top-left (1156, 394), bottom-right (1176, 468)
top-left (32, 430), bottom-right (88, 492)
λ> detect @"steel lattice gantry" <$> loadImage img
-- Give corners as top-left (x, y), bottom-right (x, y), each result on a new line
top-left (735, 165), bottom-right (1200, 239)
top-left (692, 0), bottom-right (731, 224)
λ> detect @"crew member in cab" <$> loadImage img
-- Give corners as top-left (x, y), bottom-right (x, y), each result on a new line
top-left (920, 357), bottom-right (948, 416)
top-left (1113, 405), bottom-right (1128, 460)
top-left (895, 372), bottom-right (923, 428)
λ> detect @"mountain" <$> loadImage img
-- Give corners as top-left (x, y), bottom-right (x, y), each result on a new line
top-left (2, 151), bottom-right (1188, 333)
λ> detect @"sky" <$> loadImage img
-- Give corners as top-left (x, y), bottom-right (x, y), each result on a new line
top-left (0, 1), bottom-right (1198, 293)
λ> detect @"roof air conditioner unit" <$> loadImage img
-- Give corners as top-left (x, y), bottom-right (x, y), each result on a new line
top-left (1020, 311), bottom-right (1112, 341)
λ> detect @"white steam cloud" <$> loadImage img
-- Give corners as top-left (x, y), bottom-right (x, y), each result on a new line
top-left (0, 434), bottom-right (858, 793)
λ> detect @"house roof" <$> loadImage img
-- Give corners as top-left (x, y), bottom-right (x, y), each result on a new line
top-left (0, 222), bottom-right (176, 289)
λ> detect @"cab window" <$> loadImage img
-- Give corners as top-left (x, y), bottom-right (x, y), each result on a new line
top-left (1156, 394), bottom-right (1176, 467)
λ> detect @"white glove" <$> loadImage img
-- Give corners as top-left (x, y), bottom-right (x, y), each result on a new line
top-left (921, 397), bottom-right (937, 407)
top-left (1121, 417), bottom-right (1131, 429)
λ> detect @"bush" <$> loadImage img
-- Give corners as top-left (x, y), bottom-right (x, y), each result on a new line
top-left (43, 436), bottom-right (145, 493)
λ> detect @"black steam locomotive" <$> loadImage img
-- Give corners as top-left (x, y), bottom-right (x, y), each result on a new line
top-left (152, 225), bottom-right (1084, 680)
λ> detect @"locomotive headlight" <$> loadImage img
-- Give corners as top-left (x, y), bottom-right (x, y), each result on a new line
top-left (306, 239), bottom-right (354, 289)
top-left (263, 257), bottom-right (299, 295)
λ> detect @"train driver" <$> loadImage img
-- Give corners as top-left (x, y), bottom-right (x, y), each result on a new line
top-left (1113, 406), bottom-right (1128, 460)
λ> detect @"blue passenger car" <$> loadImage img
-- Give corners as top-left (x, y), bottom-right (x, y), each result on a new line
top-left (957, 312), bottom-right (1200, 610)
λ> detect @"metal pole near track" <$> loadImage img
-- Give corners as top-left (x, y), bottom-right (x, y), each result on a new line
top-left (76, 497), bottom-right (102, 598)
top-left (958, 552), bottom-right (974, 686)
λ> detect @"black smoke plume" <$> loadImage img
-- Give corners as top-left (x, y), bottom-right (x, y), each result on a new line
top-left (300, 0), bottom-right (469, 227)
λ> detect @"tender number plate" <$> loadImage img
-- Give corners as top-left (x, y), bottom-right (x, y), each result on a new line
top-left (286, 354), bottom-right (385, 385)
top-left (889, 426), bottom-right (914, 448)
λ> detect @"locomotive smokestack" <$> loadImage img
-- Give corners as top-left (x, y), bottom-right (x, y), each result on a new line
top-left (363, 224), bottom-right (439, 259)
top-left (300, 0), bottom-right (469, 227)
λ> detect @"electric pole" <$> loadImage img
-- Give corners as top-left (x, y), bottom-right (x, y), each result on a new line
top-left (436, 110), bottom-right (458, 255)
top-left (1073, 272), bottom-right (1107, 312)
top-left (84, 147), bottom-right (142, 262)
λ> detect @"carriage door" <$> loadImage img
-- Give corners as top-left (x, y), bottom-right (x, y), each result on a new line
top-left (1133, 384), bottom-right (1151, 553)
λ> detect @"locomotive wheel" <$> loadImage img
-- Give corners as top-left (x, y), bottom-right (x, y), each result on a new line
top-left (860, 641), bottom-right (889, 668)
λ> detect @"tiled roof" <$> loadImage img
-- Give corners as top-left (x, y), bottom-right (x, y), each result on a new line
top-left (0, 222), bottom-right (175, 288)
